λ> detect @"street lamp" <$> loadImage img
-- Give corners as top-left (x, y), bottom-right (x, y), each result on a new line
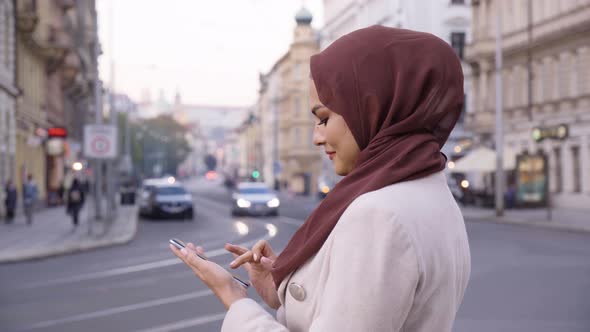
top-left (72, 162), bottom-right (84, 171)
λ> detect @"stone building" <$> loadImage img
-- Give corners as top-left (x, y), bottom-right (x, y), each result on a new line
top-left (321, 0), bottom-right (473, 161)
top-left (0, 0), bottom-right (17, 217)
top-left (258, 8), bottom-right (322, 195)
top-left (465, 0), bottom-right (590, 209)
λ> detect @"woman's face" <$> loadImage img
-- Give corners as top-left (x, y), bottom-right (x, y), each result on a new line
top-left (310, 79), bottom-right (360, 176)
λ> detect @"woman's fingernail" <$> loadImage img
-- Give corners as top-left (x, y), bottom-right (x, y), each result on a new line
top-left (253, 254), bottom-right (258, 262)
top-left (230, 260), bottom-right (236, 267)
top-left (180, 248), bottom-right (188, 256)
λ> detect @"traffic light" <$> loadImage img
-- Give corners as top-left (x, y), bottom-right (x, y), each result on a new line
top-left (252, 170), bottom-right (260, 179)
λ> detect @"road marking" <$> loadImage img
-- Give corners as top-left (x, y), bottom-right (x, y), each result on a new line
top-left (21, 289), bottom-right (213, 330)
top-left (22, 238), bottom-right (268, 289)
top-left (276, 216), bottom-right (305, 226)
top-left (131, 312), bottom-right (226, 332)
top-left (131, 301), bottom-right (268, 332)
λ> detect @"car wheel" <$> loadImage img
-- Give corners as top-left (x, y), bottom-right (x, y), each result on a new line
top-left (185, 210), bottom-right (194, 220)
top-left (231, 210), bottom-right (239, 217)
top-left (270, 210), bottom-right (279, 217)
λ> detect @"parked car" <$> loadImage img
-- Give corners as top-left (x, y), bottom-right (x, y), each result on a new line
top-left (138, 178), bottom-right (166, 216)
top-left (141, 182), bottom-right (194, 220)
top-left (231, 182), bottom-right (280, 217)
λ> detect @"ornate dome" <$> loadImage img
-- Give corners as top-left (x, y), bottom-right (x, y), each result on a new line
top-left (295, 7), bottom-right (313, 25)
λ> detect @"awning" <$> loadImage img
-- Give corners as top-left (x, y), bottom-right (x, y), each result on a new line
top-left (451, 146), bottom-right (517, 173)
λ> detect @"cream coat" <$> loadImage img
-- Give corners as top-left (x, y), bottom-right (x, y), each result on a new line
top-left (222, 171), bottom-right (471, 332)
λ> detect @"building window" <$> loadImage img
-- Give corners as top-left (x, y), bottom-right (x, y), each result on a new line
top-left (1, 5), bottom-right (7, 67)
top-left (572, 146), bottom-right (581, 193)
top-left (294, 97), bottom-right (301, 116)
top-left (451, 32), bottom-right (466, 60)
top-left (553, 147), bottom-right (562, 193)
top-left (458, 94), bottom-right (466, 125)
top-left (294, 127), bottom-right (300, 145)
top-left (294, 63), bottom-right (301, 81)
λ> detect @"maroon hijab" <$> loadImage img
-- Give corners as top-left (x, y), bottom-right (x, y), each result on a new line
top-left (271, 26), bottom-right (464, 288)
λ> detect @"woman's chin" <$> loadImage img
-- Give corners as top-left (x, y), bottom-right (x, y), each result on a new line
top-left (334, 163), bottom-right (349, 176)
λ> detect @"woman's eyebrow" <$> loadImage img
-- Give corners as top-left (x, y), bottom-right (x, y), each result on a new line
top-left (311, 104), bottom-right (323, 115)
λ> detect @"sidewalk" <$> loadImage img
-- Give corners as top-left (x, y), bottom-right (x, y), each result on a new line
top-left (0, 199), bottom-right (138, 264)
top-left (461, 205), bottom-right (590, 233)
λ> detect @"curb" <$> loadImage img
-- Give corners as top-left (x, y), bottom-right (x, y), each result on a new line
top-left (0, 207), bottom-right (139, 264)
top-left (465, 215), bottom-right (590, 234)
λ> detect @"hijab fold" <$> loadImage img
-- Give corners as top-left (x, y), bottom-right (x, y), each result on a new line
top-left (271, 26), bottom-right (464, 288)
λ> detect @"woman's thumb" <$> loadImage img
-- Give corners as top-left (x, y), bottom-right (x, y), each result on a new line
top-left (260, 257), bottom-right (274, 270)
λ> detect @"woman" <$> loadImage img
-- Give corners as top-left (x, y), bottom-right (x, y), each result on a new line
top-left (66, 179), bottom-right (85, 227)
top-left (170, 25), bottom-right (471, 331)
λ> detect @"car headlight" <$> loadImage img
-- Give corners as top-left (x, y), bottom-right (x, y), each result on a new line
top-left (267, 198), bottom-right (280, 208)
top-left (237, 198), bottom-right (251, 208)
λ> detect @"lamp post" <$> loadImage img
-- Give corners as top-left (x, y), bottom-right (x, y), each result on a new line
top-left (494, 0), bottom-right (505, 217)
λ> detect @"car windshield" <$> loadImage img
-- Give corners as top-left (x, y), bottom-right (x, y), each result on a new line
top-left (239, 187), bottom-right (271, 194)
top-left (156, 186), bottom-right (187, 195)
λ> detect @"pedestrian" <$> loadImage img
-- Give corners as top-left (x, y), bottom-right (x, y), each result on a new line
top-left (170, 26), bottom-right (471, 331)
top-left (66, 179), bottom-right (85, 228)
top-left (22, 174), bottom-right (38, 226)
top-left (4, 179), bottom-right (17, 223)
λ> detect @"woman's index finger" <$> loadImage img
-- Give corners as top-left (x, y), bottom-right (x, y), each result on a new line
top-left (225, 243), bottom-right (248, 255)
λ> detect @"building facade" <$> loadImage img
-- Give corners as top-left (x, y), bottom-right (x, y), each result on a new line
top-left (15, 0), bottom-right (49, 202)
top-left (258, 8), bottom-right (322, 195)
top-left (321, 0), bottom-right (473, 171)
top-left (0, 0), bottom-right (17, 217)
top-left (13, 0), bottom-right (98, 206)
top-left (465, 0), bottom-right (590, 209)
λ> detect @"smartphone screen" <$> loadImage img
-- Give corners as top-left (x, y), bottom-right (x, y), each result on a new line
top-left (169, 238), bottom-right (249, 288)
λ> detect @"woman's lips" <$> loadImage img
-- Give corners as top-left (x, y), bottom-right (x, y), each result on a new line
top-left (327, 152), bottom-right (335, 160)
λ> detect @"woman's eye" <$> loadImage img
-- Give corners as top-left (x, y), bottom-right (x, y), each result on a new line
top-left (317, 117), bottom-right (329, 126)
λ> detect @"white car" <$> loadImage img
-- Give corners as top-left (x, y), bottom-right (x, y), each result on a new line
top-left (231, 182), bottom-right (280, 217)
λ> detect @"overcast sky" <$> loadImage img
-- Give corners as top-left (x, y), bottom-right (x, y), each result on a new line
top-left (97, 0), bottom-right (324, 108)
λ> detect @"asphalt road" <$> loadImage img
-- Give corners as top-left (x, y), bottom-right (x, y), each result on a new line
top-left (1, 178), bottom-right (589, 331)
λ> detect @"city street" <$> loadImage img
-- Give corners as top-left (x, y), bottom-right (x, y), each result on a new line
top-left (1, 178), bottom-right (589, 332)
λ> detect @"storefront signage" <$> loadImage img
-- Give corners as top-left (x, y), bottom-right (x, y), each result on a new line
top-left (47, 127), bottom-right (68, 138)
top-left (532, 124), bottom-right (568, 142)
top-left (46, 138), bottom-right (65, 156)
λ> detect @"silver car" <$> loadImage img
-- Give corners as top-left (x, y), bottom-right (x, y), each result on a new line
top-left (142, 182), bottom-right (194, 220)
top-left (138, 178), bottom-right (167, 217)
top-left (231, 182), bottom-right (280, 217)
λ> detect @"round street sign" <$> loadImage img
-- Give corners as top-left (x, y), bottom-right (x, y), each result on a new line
top-left (91, 135), bottom-right (110, 156)
top-left (84, 125), bottom-right (117, 159)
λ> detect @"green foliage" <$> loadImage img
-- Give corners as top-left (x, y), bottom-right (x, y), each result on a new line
top-left (131, 115), bottom-right (191, 177)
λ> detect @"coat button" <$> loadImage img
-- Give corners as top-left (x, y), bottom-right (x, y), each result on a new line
top-left (288, 282), bottom-right (306, 301)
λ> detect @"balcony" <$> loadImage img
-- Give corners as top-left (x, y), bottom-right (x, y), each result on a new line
top-left (60, 51), bottom-right (81, 88)
top-left (464, 110), bottom-right (494, 135)
top-left (467, 4), bottom-right (590, 61)
top-left (36, 24), bottom-right (72, 64)
top-left (57, 0), bottom-right (75, 10)
top-left (16, 1), bottom-right (38, 34)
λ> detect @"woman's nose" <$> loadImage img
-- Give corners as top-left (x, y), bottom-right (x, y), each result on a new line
top-left (313, 126), bottom-right (325, 146)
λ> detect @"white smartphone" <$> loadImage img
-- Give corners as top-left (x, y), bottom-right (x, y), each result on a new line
top-left (169, 238), bottom-right (250, 288)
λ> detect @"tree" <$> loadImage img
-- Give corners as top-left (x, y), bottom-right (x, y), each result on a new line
top-left (132, 115), bottom-right (191, 177)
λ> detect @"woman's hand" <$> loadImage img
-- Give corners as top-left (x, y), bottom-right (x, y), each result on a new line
top-left (170, 242), bottom-right (247, 309)
top-left (225, 240), bottom-right (281, 309)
